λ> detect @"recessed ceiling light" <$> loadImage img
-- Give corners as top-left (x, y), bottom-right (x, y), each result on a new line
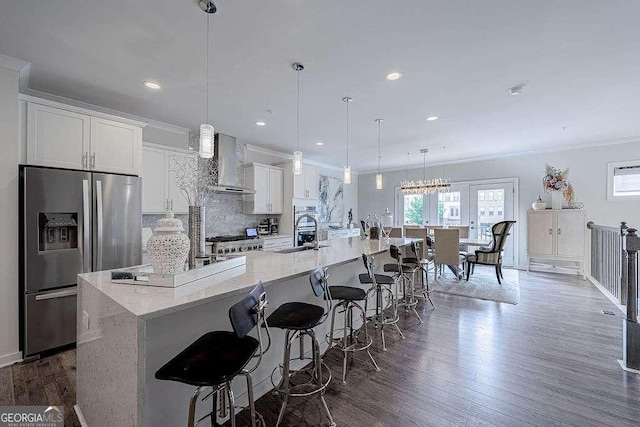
top-left (143, 80), bottom-right (161, 90)
top-left (386, 72), bottom-right (402, 81)
top-left (255, 121), bottom-right (266, 126)
top-left (316, 141), bottom-right (324, 146)
top-left (426, 116), bottom-right (439, 121)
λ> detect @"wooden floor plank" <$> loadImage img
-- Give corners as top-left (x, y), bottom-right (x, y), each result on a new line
top-left (0, 271), bottom-right (639, 426)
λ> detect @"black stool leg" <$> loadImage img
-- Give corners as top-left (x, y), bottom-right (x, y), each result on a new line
top-left (188, 387), bottom-right (204, 427)
top-left (276, 330), bottom-right (293, 427)
top-left (309, 329), bottom-right (336, 427)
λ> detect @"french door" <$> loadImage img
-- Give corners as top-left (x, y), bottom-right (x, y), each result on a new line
top-left (395, 179), bottom-right (517, 266)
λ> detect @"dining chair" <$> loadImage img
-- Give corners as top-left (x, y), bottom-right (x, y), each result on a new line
top-left (465, 220), bottom-right (516, 284)
top-left (433, 228), bottom-right (466, 281)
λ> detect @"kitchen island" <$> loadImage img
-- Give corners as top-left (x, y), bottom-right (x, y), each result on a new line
top-left (75, 236), bottom-right (420, 426)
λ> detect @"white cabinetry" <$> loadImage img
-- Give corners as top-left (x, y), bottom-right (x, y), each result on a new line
top-left (141, 144), bottom-right (194, 214)
top-left (24, 96), bottom-right (144, 175)
top-left (262, 235), bottom-right (294, 252)
top-left (244, 164), bottom-right (284, 214)
top-left (527, 210), bottom-right (586, 277)
top-left (292, 164), bottom-right (318, 200)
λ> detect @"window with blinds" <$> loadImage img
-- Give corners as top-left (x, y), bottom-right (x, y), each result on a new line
top-left (608, 161), bottom-right (640, 199)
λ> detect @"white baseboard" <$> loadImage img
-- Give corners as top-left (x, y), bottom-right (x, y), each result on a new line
top-left (586, 275), bottom-right (626, 314)
top-left (74, 404), bottom-right (88, 427)
top-left (0, 351), bottom-right (22, 369)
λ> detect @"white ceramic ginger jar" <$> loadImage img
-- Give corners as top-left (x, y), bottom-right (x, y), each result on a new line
top-left (147, 211), bottom-right (190, 274)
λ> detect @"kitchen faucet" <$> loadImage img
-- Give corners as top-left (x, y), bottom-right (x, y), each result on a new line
top-left (295, 214), bottom-right (319, 250)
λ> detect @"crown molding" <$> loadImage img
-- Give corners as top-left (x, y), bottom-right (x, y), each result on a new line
top-left (0, 54), bottom-right (31, 92)
top-left (358, 136), bottom-right (640, 175)
top-left (244, 143), bottom-right (355, 174)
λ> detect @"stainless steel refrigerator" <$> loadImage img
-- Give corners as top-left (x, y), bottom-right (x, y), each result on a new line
top-left (19, 166), bottom-right (141, 358)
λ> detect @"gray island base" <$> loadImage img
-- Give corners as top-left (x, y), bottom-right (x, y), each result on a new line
top-left (75, 237), bottom-right (420, 426)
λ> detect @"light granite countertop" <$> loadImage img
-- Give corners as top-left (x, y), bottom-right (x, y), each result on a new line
top-left (78, 237), bottom-right (420, 320)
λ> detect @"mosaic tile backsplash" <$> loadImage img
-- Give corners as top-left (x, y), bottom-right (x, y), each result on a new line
top-left (142, 137), bottom-right (278, 237)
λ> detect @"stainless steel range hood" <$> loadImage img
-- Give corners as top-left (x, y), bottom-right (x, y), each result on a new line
top-left (208, 133), bottom-right (255, 194)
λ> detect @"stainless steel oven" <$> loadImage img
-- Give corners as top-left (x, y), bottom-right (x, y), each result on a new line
top-left (294, 205), bottom-right (318, 246)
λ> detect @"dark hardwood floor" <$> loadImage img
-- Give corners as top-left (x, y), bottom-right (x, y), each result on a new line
top-left (1, 271), bottom-right (639, 426)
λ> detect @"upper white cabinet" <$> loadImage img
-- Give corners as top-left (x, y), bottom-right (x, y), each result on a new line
top-left (91, 117), bottom-right (142, 175)
top-left (24, 97), bottom-right (145, 175)
top-left (290, 163), bottom-right (318, 200)
top-left (27, 103), bottom-right (90, 170)
top-left (141, 144), bottom-right (194, 214)
top-left (244, 163), bottom-right (284, 214)
top-left (527, 209), bottom-right (586, 277)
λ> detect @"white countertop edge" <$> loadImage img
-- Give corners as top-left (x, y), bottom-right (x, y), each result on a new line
top-left (79, 237), bottom-right (421, 320)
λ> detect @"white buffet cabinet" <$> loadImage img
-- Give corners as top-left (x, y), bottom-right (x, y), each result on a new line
top-left (527, 209), bottom-right (587, 277)
top-left (141, 143), bottom-right (195, 214)
top-left (21, 95), bottom-right (145, 175)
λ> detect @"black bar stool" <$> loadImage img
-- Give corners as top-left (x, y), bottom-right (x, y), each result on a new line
top-left (267, 267), bottom-right (335, 427)
top-left (403, 241), bottom-right (437, 309)
top-left (155, 282), bottom-right (271, 427)
top-left (327, 269), bottom-right (380, 384)
top-left (359, 254), bottom-right (405, 351)
top-left (384, 245), bottom-right (423, 323)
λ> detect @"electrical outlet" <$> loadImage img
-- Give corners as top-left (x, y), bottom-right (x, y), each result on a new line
top-left (82, 311), bottom-right (90, 330)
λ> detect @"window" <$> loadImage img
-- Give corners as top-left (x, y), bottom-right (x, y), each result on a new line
top-left (480, 207), bottom-right (485, 216)
top-left (497, 208), bottom-right (503, 216)
top-left (450, 207), bottom-right (459, 217)
top-left (488, 192), bottom-right (494, 200)
top-left (453, 193), bottom-right (459, 202)
top-left (488, 206), bottom-right (494, 216)
top-left (497, 191), bottom-right (503, 201)
top-left (479, 192), bottom-right (485, 201)
top-left (403, 195), bottom-right (423, 225)
top-left (608, 160), bottom-right (640, 200)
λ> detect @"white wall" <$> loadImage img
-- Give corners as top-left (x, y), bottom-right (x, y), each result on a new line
top-left (0, 66), bottom-right (20, 366)
top-left (359, 140), bottom-right (640, 267)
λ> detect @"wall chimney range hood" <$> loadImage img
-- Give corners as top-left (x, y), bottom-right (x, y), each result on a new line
top-left (208, 133), bottom-right (255, 194)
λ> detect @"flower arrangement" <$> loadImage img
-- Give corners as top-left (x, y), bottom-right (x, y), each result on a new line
top-left (542, 164), bottom-right (570, 192)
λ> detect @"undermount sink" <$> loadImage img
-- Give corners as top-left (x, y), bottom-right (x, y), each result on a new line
top-left (275, 244), bottom-right (330, 254)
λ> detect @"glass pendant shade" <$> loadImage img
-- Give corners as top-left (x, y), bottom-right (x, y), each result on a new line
top-left (199, 124), bottom-right (214, 158)
top-left (343, 165), bottom-right (352, 184)
top-left (375, 173), bottom-right (383, 190)
top-left (293, 151), bottom-right (303, 175)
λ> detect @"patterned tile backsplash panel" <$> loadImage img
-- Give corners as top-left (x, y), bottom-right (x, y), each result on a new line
top-left (143, 137), bottom-right (277, 237)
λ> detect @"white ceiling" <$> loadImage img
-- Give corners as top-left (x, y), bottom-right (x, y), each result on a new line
top-left (1, 0), bottom-right (639, 172)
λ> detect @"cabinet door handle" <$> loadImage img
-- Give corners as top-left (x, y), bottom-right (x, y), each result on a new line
top-left (170, 199), bottom-right (174, 211)
top-left (557, 228), bottom-right (562, 235)
top-left (90, 153), bottom-right (96, 169)
top-left (82, 153), bottom-right (87, 169)
top-left (548, 228), bottom-right (553, 235)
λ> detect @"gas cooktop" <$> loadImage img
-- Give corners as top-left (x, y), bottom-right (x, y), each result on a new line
top-left (206, 235), bottom-right (259, 243)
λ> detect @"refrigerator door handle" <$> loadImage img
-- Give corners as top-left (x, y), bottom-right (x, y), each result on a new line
top-left (35, 287), bottom-right (78, 301)
top-left (96, 179), bottom-right (104, 271)
top-left (82, 179), bottom-right (91, 273)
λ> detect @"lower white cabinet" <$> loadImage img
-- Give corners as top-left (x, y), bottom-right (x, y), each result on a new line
top-left (527, 209), bottom-right (586, 276)
top-left (141, 144), bottom-right (195, 214)
top-left (262, 236), bottom-right (294, 252)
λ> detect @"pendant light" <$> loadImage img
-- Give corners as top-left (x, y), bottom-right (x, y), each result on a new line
top-left (438, 145), bottom-right (451, 193)
top-left (343, 97), bottom-right (352, 184)
top-left (292, 62), bottom-right (304, 175)
top-left (375, 118), bottom-right (383, 190)
top-left (199, 2), bottom-right (216, 159)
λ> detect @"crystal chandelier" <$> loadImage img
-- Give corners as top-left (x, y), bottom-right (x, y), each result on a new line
top-left (400, 148), bottom-right (451, 195)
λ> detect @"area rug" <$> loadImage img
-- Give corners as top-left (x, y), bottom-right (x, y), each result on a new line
top-left (429, 267), bottom-right (520, 304)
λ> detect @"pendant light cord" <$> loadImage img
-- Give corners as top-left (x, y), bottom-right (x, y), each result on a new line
top-left (206, 14), bottom-right (210, 124)
top-left (296, 68), bottom-right (300, 151)
top-left (441, 146), bottom-right (445, 177)
top-left (346, 100), bottom-right (349, 166)
top-left (377, 120), bottom-right (381, 173)
top-left (423, 151), bottom-right (427, 181)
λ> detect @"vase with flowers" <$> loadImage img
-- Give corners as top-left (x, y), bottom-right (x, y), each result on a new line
top-left (542, 164), bottom-right (574, 209)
